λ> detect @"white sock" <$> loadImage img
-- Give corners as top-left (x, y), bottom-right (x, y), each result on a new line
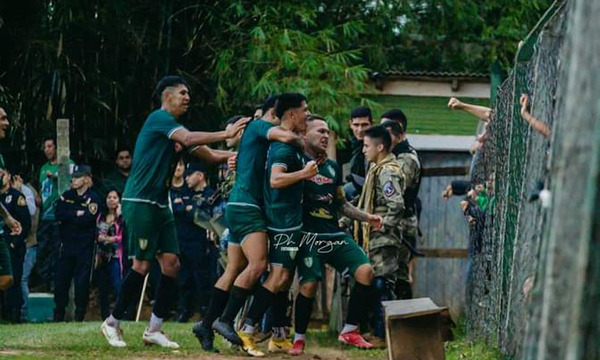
top-left (272, 326), bottom-right (286, 340)
top-left (241, 324), bottom-right (255, 334)
top-left (341, 324), bottom-right (358, 334)
top-left (148, 313), bottom-right (163, 333)
top-left (294, 333), bottom-right (306, 342)
top-left (106, 315), bottom-right (120, 328)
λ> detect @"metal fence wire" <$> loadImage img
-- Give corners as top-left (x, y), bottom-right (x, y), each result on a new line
top-left (466, 1), bottom-right (568, 358)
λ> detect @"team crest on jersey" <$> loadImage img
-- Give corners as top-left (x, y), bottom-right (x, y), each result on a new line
top-left (304, 257), bottom-right (313, 268)
top-left (326, 164), bottom-right (335, 177)
top-left (308, 174), bottom-right (333, 185)
top-left (139, 238), bottom-right (148, 250)
top-left (4, 195), bottom-right (11, 204)
top-left (383, 181), bottom-right (395, 197)
top-left (89, 203), bottom-right (98, 215)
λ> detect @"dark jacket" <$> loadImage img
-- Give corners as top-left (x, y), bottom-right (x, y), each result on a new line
top-left (1, 188), bottom-right (32, 249)
top-left (55, 188), bottom-right (103, 248)
top-left (170, 184), bottom-right (213, 247)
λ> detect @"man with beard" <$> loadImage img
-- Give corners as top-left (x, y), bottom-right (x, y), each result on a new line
top-left (290, 115), bottom-right (382, 355)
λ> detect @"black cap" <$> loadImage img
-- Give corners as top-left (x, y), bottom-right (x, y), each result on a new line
top-left (184, 162), bottom-right (206, 176)
top-left (72, 164), bottom-right (92, 178)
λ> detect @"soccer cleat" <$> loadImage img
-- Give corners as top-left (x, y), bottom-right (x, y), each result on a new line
top-left (212, 319), bottom-right (243, 346)
top-left (100, 319), bottom-right (127, 348)
top-left (338, 330), bottom-right (373, 349)
top-left (268, 337), bottom-right (293, 353)
top-left (288, 339), bottom-right (306, 356)
top-left (192, 321), bottom-right (219, 353)
top-left (142, 328), bottom-right (180, 348)
top-left (238, 331), bottom-right (265, 357)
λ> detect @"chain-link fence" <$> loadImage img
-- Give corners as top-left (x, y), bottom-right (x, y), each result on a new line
top-left (467, 1), bottom-right (568, 358)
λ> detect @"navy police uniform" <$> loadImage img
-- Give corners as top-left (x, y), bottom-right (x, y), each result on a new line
top-left (53, 165), bottom-right (103, 321)
top-left (172, 162), bottom-right (216, 321)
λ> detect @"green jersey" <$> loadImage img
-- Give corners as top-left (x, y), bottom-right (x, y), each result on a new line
top-left (123, 109), bottom-right (186, 208)
top-left (264, 142), bottom-right (304, 231)
top-left (302, 157), bottom-right (345, 235)
top-left (228, 119), bottom-right (275, 207)
top-left (39, 159), bottom-right (74, 220)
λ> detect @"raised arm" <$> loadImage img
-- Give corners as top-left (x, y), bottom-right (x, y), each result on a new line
top-left (170, 118), bottom-right (249, 147)
top-left (520, 94), bottom-right (551, 138)
top-left (448, 97), bottom-right (492, 122)
top-left (267, 127), bottom-right (304, 149)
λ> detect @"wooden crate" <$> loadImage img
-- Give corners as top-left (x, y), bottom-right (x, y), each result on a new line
top-left (383, 298), bottom-right (447, 360)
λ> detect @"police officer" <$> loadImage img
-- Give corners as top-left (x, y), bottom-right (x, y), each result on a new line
top-left (0, 169), bottom-right (31, 323)
top-left (356, 125), bottom-right (409, 343)
top-left (381, 110), bottom-right (422, 299)
top-left (54, 165), bottom-right (103, 321)
top-left (172, 162), bottom-right (215, 322)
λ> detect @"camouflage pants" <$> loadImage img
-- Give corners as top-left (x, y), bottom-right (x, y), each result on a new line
top-left (369, 244), bottom-right (410, 282)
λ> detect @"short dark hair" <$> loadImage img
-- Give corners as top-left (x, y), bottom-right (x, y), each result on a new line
top-left (382, 120), bottom-right (404, 137)
top-left (364, 124), bottom-right (391, 152)
top-left (381, 109), bottom-right (407, 132)
top-left (155, 76), bottom-right (188, 102)
top-left (42, 136), bottom-right (56, 147)
top-left (261, 94), bottom-right (280, 114)
top-left (350, 106), bottom-right (372, 122)
top-left (224, 115), bottom-right (244, 129)
top-left (275, 93), bottom-right (307, 119)
top-left (115, 146), bottom-right (131, 158)
top-left (308, 114), bottom-right (326, 122)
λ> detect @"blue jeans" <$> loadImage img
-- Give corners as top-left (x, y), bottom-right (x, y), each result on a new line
top-left (21, 246), bottom-right (37, 321)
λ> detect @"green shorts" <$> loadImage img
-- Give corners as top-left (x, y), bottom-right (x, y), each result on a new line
top-left (267, 228), bottom-right (301, 270)
top-left (122, 200), bottom-right (179, 261)
top-left (0, 235), bottom-right (12, 276)
top-left (297, 232), bottom-right (369, 284)
top-left (225, 203), bottom-right (267, 246)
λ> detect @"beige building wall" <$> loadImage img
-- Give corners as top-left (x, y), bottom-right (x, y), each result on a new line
top-left (380, 79), bottom-right (490, 99)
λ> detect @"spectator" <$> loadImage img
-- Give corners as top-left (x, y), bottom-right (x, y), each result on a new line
top-left (12, 173), bottom-right (40, 322)
top-left (37, 137), bottom-right (74, 291)
top-left (100, 147), bottom-right (132, 196)
top-left (0, 170), bottom-right (31, 323)
top-left (341, 106), bottom-right (373, 201)
top-left (94, 189), bottom-right (125, 320)
top-left (54, 165), bottom-right (103, 322)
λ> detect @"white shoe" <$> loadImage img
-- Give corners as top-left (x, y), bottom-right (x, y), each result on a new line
top-left (101, 319), bottom-right (127, 348)
top-left (142, 328), bottom-right (180, 349)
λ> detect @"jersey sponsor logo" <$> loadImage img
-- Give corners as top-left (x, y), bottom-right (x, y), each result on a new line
top-left (308, 174), bottom-right (334, 185)
top-left (89, 203), bottom-right (98, 215)
top-left (139, 238), bottom-right (148, 250)
top-left (17, 196), bottom-right (26, 207)
top-left (309, 208), bottom-right (333, 219)
top-left (383, 181), bottom-right (395, 197)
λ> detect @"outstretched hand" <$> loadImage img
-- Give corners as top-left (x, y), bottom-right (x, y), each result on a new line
top-left (520, 94), bottom-right (529, 117)
top-left (448, 97), bottom-right (462, 110)
top-left (226, 117), bottom-right (251, 138)
top-left (367, 214), bottom-right (383, 230)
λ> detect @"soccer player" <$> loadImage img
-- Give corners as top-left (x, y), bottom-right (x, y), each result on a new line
top-left (0, 107), bottom-right (23, 292)
top-left (230, 93), bottom-right (315, 357)
top-left (193, 94), bottom-right (305, 353)
top-left (100, 76), bottom-right (245, 348)
top-left (290, 116), bottom-right (382, 355)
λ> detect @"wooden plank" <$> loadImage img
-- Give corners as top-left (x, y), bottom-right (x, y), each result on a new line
top-left (420, 248), bottom-right (469, 258)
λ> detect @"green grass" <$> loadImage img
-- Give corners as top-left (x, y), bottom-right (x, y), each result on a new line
top-left (0, 321), bottom-right (501, 359)
top-left (366, 95), bottom-right (489, 135)
top-left (445, 322), bottom-right (504, 360)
